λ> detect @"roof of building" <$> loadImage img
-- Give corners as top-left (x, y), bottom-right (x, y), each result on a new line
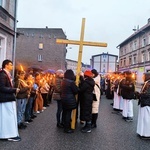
top-left (66, 59), bottom-right (84, 65)
top-left (92, 52), bottom-right (118, 58)
top-left (117, 19), bottom-right (150, 48)
top-left (17, 27), bottom-right (66, 38)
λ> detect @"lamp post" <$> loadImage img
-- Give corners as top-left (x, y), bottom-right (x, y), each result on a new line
top-left (12, 0), bottom-right (18, 78)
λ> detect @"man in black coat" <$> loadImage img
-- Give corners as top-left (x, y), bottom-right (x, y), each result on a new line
top-left (0, 59), bottom-right (21, 142)
top-left (120, 71), bottom-right (135, 122)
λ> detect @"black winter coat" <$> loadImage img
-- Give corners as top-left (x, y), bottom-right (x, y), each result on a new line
top-left (120, 80), bottom-right (135, 100)
top-left (139, 93), bottom-right (150, 107)
top-left (138, 80), bottom-right (150, 107)
top-left (79, 77), bottom-right (95, 121)
top-left (0, 70), bottom-right (17, 102)
top-left (61, 78), bottom-right (78, 110)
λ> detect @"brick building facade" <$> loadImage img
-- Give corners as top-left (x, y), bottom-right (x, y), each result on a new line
top-left (117, 18), bottom-right (150, 84)
top-left (16, 28), bottom-right (67, 71)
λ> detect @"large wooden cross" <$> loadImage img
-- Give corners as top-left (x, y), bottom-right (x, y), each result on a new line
top-left (56, 18), bottom-right (107, 129)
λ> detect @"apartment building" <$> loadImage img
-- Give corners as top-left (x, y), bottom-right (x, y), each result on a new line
top-left (117, 18), bottom-right (150, 84)
top-left (16, 28), bottom-right (67, 71)
top-left (66, 58), bottom-right (90, 74)
top-left (0, 0), bottom-right (17, 66)
top-left (91, 52), bottom-right (118, 74)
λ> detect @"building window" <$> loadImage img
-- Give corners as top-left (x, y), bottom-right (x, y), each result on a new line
top-left (120, 49), bottom-right (123, 56)
top-left (39, 34), bottom-right (43, 38)
top-left (148, 51), bottom-right (150, 61)
top-left (38, 54), bottom-right (43, 61)
top-left (130, 42), bottom-right (133, 52)
top-left (0, 35), bottom-right (6, 67)
top-left (32, 33), bottom-right (34, 37)
top-left (142, 37), bottom-right (147, 47)
top-left (120, 60), bottom-right (122, 67)
top-left (142, 53), bottom-right (145, 62)
top-left (103, 55), bottom-right (107, 58)
top-left (129, 57), bottom-right (132, 65)
top-left (124, 47), bottom-right (126, 54)
top-left (133, 40), bottom-right (137, 50)
top-left (39, 43), bottom-right (43, 50)
top-left (148, 34), bottom-right (150, 45)
top-left (133, 56), bottom-right (136, 64)
top-left (124, 59), bottom-right (126, 67)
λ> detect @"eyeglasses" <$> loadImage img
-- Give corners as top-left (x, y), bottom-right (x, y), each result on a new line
top-left (8, 63), bottom-right (13, 66)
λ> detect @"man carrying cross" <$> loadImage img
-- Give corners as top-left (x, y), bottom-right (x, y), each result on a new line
top-left (56, 18), bottom-right (107, 129)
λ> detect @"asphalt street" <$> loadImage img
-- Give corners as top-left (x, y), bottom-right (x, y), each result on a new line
top-left (0, 94), bottom-right (150, 150)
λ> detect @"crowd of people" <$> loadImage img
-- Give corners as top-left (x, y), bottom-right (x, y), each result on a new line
top-left (0, 59), bottom-right (150, 142)
top-left (105, 71), bottom-right (150, 140)
top-left (0, 59), bottom-right (101, 142)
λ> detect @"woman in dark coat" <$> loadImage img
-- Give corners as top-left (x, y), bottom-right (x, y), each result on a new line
top-left (79, 70), bottom-right (95, 133)
top-left (61, 69), bottom-right (78, 133)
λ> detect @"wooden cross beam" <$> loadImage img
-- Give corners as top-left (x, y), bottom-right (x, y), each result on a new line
top-left (56, 18), bottom-right (107, 129)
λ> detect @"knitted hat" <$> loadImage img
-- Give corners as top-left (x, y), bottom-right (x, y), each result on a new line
top-left (84, 70), bottom-right (93, 77)
top-left (56, 69), bottom-right (64, 75)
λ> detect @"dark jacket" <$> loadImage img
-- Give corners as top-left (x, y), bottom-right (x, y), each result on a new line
top-left (79, 77), bottom-right (95, 121)
top-left (0, 70), bottom-right (17, 102)
top-left (61, 78), bottom-right (78, 110)
top-left (14, 79), bottom-right (29, 99)
top-left (120, 80), bottom-right (135, 99)
top-left (53, 76), bottom-right (63, 100)
top-left (138, 80), bottom-right (150, 107)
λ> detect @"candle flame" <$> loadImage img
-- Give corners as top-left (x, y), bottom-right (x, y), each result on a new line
top-left (20, 65), bottom-right (24, 71)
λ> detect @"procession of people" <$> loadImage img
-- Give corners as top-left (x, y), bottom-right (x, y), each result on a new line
top-left (106, 71), bottom-right (150, 140)
top-left (0, 59), bottom-right (150, 142)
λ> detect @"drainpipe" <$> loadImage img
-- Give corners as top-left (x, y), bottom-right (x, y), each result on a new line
top-left (12, 0), bottom-right (18, 78)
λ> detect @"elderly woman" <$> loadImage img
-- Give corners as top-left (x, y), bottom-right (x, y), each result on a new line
top-left (137, 80), bottom-right (150, 139)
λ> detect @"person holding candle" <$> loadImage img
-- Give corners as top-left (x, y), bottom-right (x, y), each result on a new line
top-left (14, 70), bottom-right (30, 129)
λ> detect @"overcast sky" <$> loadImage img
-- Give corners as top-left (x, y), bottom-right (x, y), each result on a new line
top-left (17, 0), bottom-right (150, 64)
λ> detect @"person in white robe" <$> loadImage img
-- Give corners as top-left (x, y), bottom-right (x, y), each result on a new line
top-left (0, 59), bottom-right (21, 142)
top-left (137, 80), bottom-right (150, 139)
top-left (113, 76), bottom-right (124, 111)
top-left (119, 71), bottom-right (135, 122)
